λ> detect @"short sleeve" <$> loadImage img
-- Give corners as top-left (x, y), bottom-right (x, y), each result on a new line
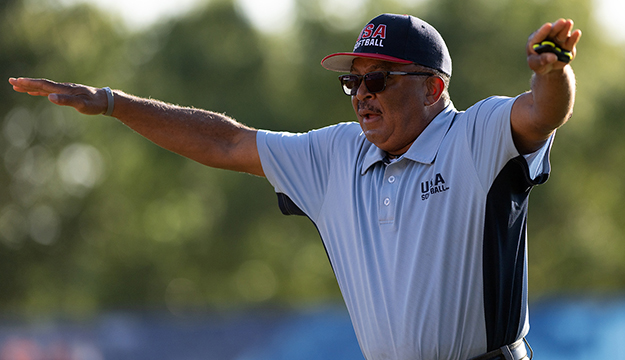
top-left (256, 123), bottom-right (358, 220)
top-left (462, 96), bottom-right (522, 189)
top-left (523, 133), bottom-right (554, 185)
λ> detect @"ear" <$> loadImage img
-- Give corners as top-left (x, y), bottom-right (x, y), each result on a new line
top-left (424, 76), bottom-right (445, 106)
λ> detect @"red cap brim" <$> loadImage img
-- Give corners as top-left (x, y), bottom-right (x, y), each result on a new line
top-left (321, 52), bottom-right (413, 72)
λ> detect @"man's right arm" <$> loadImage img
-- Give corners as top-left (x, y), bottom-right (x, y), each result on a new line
top-left (8, 78), bottom-right (264, 177)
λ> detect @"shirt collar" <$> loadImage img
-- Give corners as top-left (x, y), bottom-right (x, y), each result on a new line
top-left (361, 103), bottom-right (458, 174)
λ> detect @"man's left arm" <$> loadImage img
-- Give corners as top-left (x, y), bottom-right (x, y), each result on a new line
top-left (511, 19), bottom-right (582, 154)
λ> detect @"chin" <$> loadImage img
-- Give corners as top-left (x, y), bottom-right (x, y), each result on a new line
top-left (362, 130), bottom-right (380, 144)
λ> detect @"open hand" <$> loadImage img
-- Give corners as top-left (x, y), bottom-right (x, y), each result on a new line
top-left (8, 77), bottom-right (109, 115)
top-left (527, 19), bottom-right (582, 75)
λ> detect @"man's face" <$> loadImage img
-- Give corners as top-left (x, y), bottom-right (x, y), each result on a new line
top-left (350, 58), bottom-right (431, 156)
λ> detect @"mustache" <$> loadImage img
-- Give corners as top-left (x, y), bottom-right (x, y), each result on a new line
top-left (357, 101), bottom-right (381, 114)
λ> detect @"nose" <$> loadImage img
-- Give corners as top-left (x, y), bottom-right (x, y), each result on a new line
top-left (355, 78), bottom-right (373, 101)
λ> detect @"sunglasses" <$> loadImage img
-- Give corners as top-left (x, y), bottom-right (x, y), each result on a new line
top-left (338, 71), bottom-right (434, 96)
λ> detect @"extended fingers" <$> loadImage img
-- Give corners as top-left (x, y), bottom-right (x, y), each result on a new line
top-left (9, 77), bottom-right (65, 96)
top-left (9, 78), bottom-right (48, 95)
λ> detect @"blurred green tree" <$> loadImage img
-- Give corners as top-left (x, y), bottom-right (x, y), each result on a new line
top-left (0, 0), bottom-right (136, 315)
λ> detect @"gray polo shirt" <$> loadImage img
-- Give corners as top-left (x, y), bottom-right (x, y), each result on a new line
top-left (257, 96), bottom-right (552, 360)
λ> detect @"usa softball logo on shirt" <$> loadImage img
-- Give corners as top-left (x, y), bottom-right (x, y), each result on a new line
top-left (421, 173), bottom-right (450, 200)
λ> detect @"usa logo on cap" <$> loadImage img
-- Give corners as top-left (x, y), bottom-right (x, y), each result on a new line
top-left (353, 23), bottom-right (387, 50)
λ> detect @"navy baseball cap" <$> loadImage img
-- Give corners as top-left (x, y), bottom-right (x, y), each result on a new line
top-left (321, 13), bottom-right (452, 77)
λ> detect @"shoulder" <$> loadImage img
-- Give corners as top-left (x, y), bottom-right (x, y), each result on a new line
top-left (262, 122), bottom-right (364, 151)
top-left (452, 96), bottom-right (518, 138)
top-left (259, 121), bottom-right (361, 140)
top-left (257, 122), bottom-right (365, 163)
top-left (461, 96), bottom-right (517, 119)
top-left (310, 121), bottom-right (363, 141)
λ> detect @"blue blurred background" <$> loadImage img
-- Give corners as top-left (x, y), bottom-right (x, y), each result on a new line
top-left (3, 297), bottom-right (625, 360)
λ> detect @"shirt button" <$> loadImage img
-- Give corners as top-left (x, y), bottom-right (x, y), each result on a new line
top-left (388, 176), bottom-right (396, 184)
top-left (383, 198), bottom-right (391, 206)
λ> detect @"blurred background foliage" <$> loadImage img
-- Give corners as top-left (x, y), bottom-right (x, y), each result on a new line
top-left (1, 0), bottom-right (624, 318)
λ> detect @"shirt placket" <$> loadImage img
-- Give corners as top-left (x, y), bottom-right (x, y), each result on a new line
top-left (379, 162), bottom-right (401, 224)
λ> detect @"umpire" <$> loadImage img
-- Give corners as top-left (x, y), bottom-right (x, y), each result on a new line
top-left (10, 13), bottom-right (581, 360)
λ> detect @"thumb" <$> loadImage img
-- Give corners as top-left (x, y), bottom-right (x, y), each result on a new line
top-left (48, 93), bottom-right (76, 106)
top-left (47, 93), bottom-right (86, 112)
top-left (528, 52), bottom-right (560, 75)
top-left (48, 93), bottom-right (62, 104)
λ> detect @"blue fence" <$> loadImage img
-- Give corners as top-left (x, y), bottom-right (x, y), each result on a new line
top-left (2, 297), bottom-right (625, 360)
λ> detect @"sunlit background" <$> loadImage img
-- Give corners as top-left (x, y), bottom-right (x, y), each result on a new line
top-left (2, 0), bottom-right (625, 359)
top-left (56, 0), bottom-right (625, 39)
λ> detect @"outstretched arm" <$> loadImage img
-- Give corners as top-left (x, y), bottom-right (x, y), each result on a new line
top-left (8, 78), bottom-right (264, 176)
top-left (511, 19), bottom-right (582, 154)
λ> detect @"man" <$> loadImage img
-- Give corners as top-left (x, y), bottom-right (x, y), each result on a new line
top-left (10, 13), bottom-right (580, 360)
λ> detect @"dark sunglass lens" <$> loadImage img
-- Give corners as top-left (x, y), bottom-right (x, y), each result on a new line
top-left (364, 72), bottom-right (386, 93)
top-left (339, 75), bottom-right (360, 96)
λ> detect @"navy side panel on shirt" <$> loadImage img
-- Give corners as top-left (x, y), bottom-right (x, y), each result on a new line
top-left (277, 192), bottom-right (307, 216)
top-left (482, 155), bottom-right (548, 351)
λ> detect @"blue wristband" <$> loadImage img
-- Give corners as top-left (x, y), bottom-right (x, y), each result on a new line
top-left (103, 87), bottom-right (114, 116)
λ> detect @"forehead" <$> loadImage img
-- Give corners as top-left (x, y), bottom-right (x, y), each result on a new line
top-left (350, 58), bottom-right (415, 73)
